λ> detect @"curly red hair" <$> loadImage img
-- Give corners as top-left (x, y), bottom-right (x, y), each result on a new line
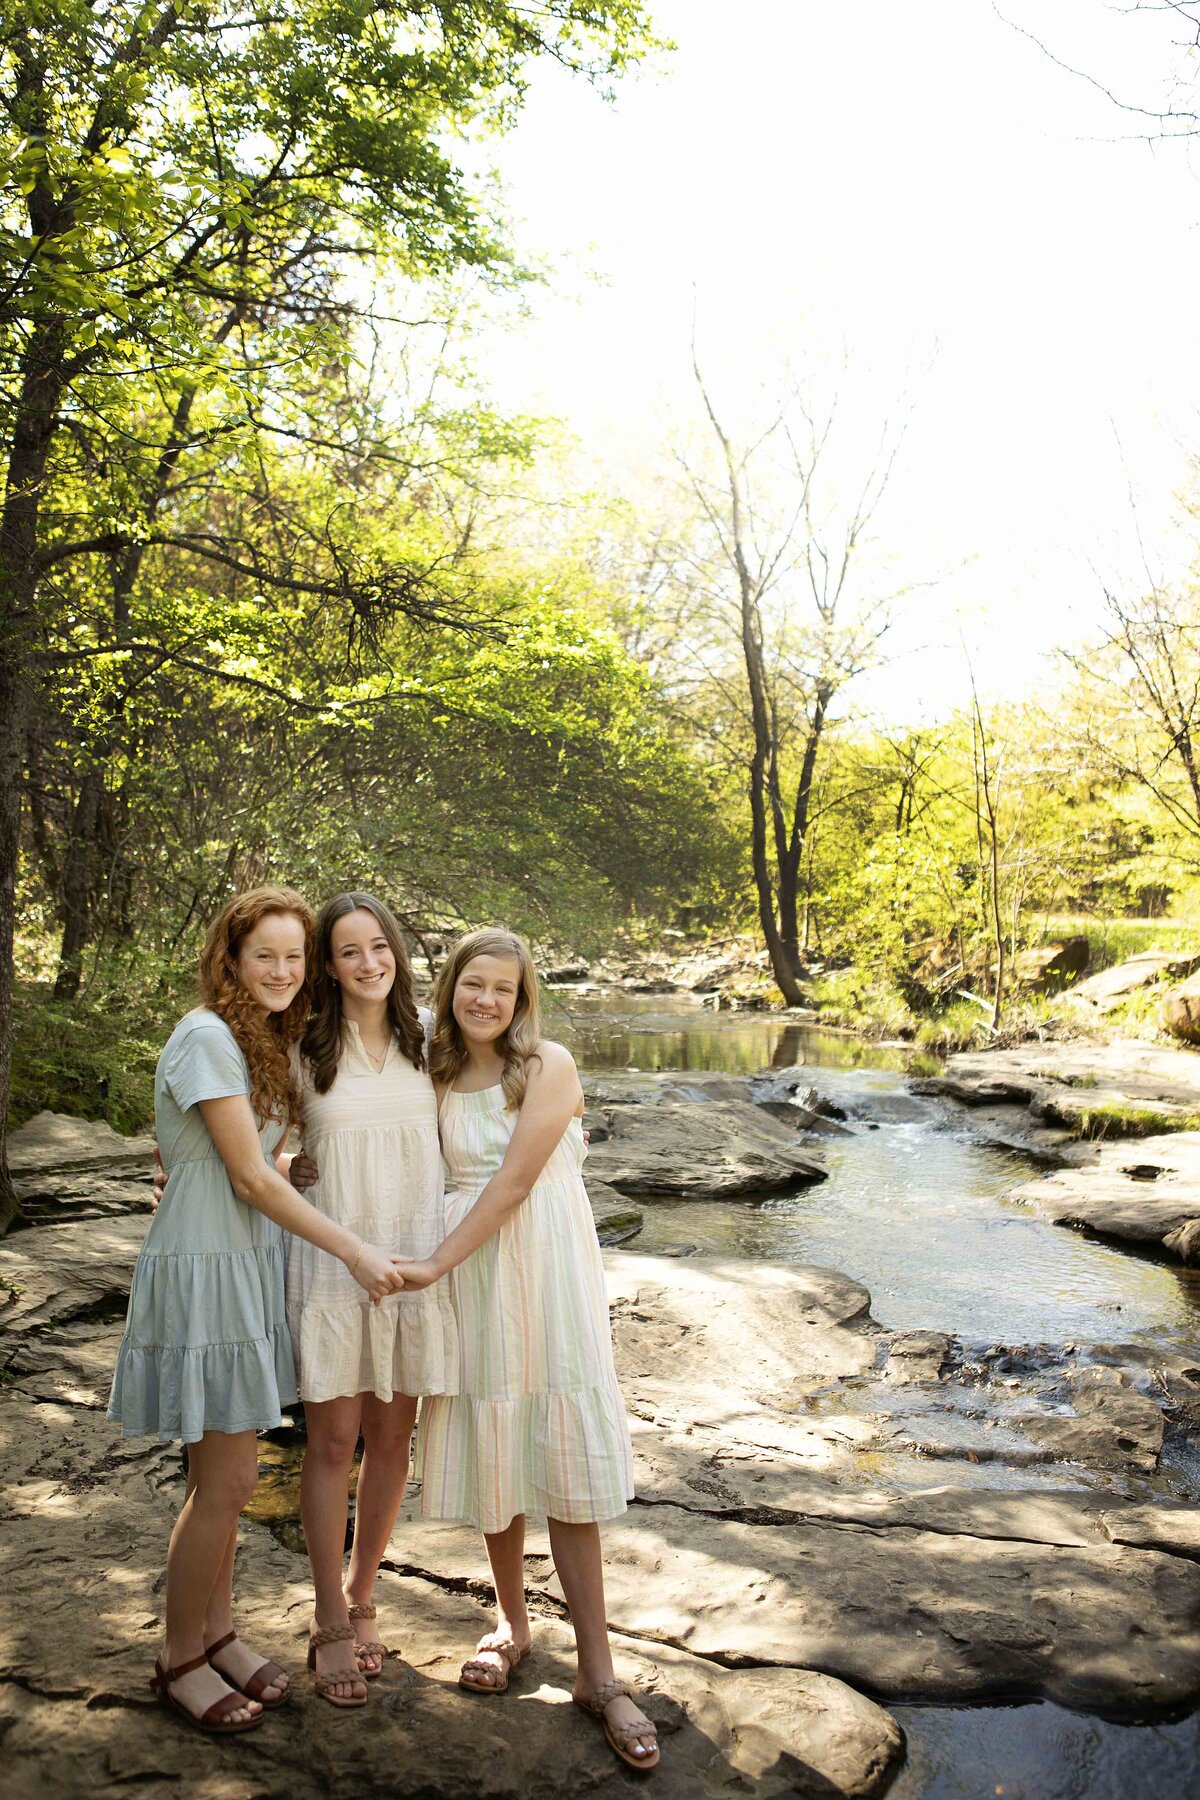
top-left (197, 886), bottom-right (315, 1126)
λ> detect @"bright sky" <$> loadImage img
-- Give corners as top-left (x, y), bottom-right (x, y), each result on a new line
top-left (461, 0), bottom-right (1200, 724)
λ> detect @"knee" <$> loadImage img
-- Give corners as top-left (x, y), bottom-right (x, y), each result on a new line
top-left (363, 1422), bottom-right (412, 1463)
top-left (306, 1426), bottom-right (360, 1472)
top-left (200, 1460), bottom-right (259, 1515)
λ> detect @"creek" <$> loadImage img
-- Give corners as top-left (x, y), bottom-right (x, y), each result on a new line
top-left (548, 989), bottom-right (1200, 1355)
top-left (250, 988), bottom-right (1200, 1800)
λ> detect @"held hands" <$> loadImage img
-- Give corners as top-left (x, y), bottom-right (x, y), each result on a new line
top-left (389, 1257), bottom-right (440, 1291)
top-left (345, 1239), bottom-right (407, 1305)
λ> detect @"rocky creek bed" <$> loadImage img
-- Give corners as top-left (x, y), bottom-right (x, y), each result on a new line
top-left (3, 1023), bottom-right (1200, 1799)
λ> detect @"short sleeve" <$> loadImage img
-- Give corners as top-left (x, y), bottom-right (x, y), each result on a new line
top-left (164, 1021), bottom-right (250, 1113)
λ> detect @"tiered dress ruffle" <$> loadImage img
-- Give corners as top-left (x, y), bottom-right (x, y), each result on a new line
top-left (414, 1082), bottom-right (634, 1533)
top-left (285, 1021), bottom-right (459, 1403)
top-left (108, 1010), bottom-right (297, 1444)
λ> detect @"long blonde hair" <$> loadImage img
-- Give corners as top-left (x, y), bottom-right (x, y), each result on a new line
top-left (429, 927), bottom-right (542, 1110)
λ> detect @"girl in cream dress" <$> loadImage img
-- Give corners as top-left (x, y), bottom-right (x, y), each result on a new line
top-left (397, 928), bottom-right (660, 1773)
top-left (285, 892), bottom-right (457, 1708)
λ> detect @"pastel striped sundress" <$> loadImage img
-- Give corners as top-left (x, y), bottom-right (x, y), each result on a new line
top-left (414, 1083), bottom-right (634, 1534)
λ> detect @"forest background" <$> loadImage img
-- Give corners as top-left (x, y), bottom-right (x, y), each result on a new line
top-left (6, 0), bottom-right (1200, 1232)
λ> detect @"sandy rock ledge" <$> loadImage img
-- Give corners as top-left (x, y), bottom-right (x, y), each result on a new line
top-left (4, 1118), bottom-right (1200, 1798)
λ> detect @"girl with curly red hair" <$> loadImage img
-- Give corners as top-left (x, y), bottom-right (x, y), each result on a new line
top-left (109, 887), bottom-right (403, 1736)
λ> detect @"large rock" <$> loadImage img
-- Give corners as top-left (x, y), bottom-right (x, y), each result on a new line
top-left (919, 1041), bottom-right (1200, 1123)
top-left (1161, 972), bottom-right (1200, 1043)
top-left (8, 1110), bottom-right (155, 1175)
top-left (584, 1098), bottom-right (827, 1198)
top-left (0, 1391), bottom-right (902, 1800)
top-left (4, 1168), bottom-right (1200, 1794)
top-left (386, 1254), bottom-right (1200, 1715)
top-left (1007, 1131), bottom-right (1200, 1263)
top-left (1013, 936), bottom-right (1090, 989)
top-left (1069, 951), bottom-right (1200, 1012)
top-left (583, 1177), bottom-right (644, 1246)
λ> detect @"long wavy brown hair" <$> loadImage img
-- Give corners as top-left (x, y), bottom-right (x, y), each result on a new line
top-left (300, 892), bottom-right (425, 1095)
top-left (429, 927), bottom-right (542, 1110)
top-left (197, 886), bottom-right (315, 1126)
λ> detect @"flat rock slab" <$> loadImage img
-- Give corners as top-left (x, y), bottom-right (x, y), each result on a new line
top-left (923, 1042), bottom-right (1200, 1115)
top-left (8, 1110), bottom-right (155, 1175)
top-left (585, 1098), bottom-right (827, 1197)
top-left (1008, 1131), bottom-right (1200, 1263)
top-left (4, 1193), bottom-right (1200, 1793)
top-left (0, 1401), bottom-right (902, 1800)
top-left (585, 1501), bottom-right (1200, 1714)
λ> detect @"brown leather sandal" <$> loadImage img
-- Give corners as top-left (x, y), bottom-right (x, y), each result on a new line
top-left (346, 1602), bottom-right (387, 1678)
top-left (574, 1678), bottom-right (660, 1771)
top-left (205, 1629), bottom-right (290, 1708)
top-left (458, 1636), bottom-right (530, 1694)
top-left (150, 1653), bottom-right (263, 1735)
top-left (307, 1623), bottom-right (367, 1708)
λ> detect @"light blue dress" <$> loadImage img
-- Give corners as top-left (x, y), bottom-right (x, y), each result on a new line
top-left (108, 1009), bottom-right (298, 1443)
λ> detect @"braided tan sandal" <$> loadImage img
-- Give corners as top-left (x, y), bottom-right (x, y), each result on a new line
top-left (574, 1678), bottom-right (660, 1771)
top-left (150, 1652), bottom-right (263, 1735)
top-left (346, 1602), bottom-right (387, 1678)
top-left (205, 1629), bottom-right (289, 1708)
top-left (306, 1623), bottom-right (367, 1708)
top-left (458, 1635), bottom-right (530, 1694)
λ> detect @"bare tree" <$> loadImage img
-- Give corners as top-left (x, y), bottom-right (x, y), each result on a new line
top-left (1064, 581), bottom-right (1200, 856)
top-left (685, 353), bottom-right (909, 1004)
top-left (1001, 1), bottom-right (1200, 141)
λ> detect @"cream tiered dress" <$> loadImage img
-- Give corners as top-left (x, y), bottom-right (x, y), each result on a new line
top-left (414, 1083), bottom-right (634, 1533)
top-left (285, 1020), bottom-right (459, 1403)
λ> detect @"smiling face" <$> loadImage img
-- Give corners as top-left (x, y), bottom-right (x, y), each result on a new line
top-left (328, 907), bottom-right (397, 1007)
top-left (234, 911), bottom-right (307, 1013)
top-left (452, 953), bottom-right (522, 1051)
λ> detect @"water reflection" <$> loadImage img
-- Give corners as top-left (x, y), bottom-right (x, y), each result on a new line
top-left (543, 991), bottom-right (912, 1075)
top-left (549, 990), bottom-right (1200, 1354)
top-left (889, 1702), bottom-right (1200, 1800)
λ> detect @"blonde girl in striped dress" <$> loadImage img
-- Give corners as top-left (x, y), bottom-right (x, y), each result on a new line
top-left (395, 928), bottom-right (660, 1773)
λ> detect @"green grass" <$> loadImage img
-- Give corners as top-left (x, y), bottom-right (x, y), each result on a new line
top-left (1070, 1101), bottom-right (1200, 1140)
top-left (806, 970), bottom-right (918, 1039)
top-left (1039, 914), bottom-right (1195, 970)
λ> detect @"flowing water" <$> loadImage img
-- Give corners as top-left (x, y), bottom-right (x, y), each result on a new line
top-left (253, 989), bottom-right (1200, 1799)
top-left (547, 990), bottom-right (1200, 1355)
top-left (545, 990), bottom-right (1200, 1798)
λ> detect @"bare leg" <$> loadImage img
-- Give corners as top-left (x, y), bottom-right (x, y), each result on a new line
top-left (159, 1432), bottom-right (261, 1725)
top-left (462, 1513), bottom-right (532, 1688)
top-left (300, 1396), bottom-right (367, 1702)
top-left (344, 1392), bottom-right (418, 1671)
top-left (548, 1517), bottom-right (657, 1762)
top-left (203, 1517), bottom-right (289, 1703)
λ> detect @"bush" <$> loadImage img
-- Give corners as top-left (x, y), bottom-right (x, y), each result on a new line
top-left (807, 969), bottom-right (918, 1039)
top-left (9, 958), bottom-right (192, 1135)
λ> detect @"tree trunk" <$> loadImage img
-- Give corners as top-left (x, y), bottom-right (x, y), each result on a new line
top-left (0, 314), bottom-right (70, 1232)
top-left (748, 755), bottom-right (803, 1004)
top-left (0, 648), bottom-right (29, 1234)
top-left (54, 765), bottom-right (104, 998)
